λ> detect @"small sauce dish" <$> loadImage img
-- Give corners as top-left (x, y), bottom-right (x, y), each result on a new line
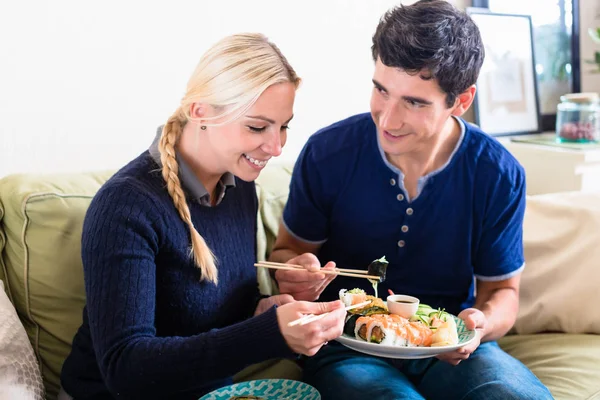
top-left (386, 294), bottom-right (419, 318)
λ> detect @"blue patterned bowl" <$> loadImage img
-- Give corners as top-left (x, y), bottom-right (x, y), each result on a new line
top-left (198, 379), bottom-right (321, 400)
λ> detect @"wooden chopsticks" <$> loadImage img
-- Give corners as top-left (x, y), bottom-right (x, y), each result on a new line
top-left (287, 300), bottom-right (372, 327)
top-left (254, 261), bottom-right (381, 280)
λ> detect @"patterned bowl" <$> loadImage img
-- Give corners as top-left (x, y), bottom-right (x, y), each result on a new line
top-left (199, 379), bottom-right (321, 400)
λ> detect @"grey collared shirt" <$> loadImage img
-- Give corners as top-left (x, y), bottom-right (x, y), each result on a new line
top-left (149, 126), bottom-right (236, 207)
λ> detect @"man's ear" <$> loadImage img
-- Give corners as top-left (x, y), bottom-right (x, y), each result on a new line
top-left (451, 85), bottom-right (476, 117)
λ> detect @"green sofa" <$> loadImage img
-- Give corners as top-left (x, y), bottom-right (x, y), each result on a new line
top-left (1, 165), bottom-right (599, 400)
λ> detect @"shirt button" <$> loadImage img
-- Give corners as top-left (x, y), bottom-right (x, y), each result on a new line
top-left (390, 178), bottom-right (396, 186)
top-left (406, 208), bottom-right (414, 216)
top-left (401, 225), bottom-right (409, 233)
top-left (397, 194), bottom-right (404, 201)
top-left (397, 240), bottom-right (406, 247)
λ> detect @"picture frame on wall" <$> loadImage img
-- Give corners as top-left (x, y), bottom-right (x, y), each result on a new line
top-left (467, 8), bottom-right (542, 136)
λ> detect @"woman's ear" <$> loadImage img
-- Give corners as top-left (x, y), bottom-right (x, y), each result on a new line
top-left (451, 85), bottom-right (476, 117)
top-left (190, 102), bottom-right (208, 120)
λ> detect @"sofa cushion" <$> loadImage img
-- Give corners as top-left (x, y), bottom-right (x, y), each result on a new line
top-left (254, 163), bottom-right (293, 296)
top-left (0, 280), bottom-right (45, 400)
top-left (513, 192), bottom-right (600, 335)
top-left (0, 171), bottom-right (114, 399)
top-left (499, 334), bottom-right (600, 400)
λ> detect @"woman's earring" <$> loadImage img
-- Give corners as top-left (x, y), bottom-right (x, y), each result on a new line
top-left (200, 126), bottom-right (207, 130)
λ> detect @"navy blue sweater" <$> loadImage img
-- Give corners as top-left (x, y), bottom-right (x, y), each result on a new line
top-left (61, 152), bottom-right (292, 399)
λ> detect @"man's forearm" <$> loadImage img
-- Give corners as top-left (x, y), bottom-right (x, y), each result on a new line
top-left (267, 248), bottom-right (300, 280)
top-left (475, 287), bottom-right (519, 342)
top-left (268, 248), bottom-right (300, 264)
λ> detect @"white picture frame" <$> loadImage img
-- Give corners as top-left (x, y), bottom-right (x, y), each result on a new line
top-left (468, 9), bottom-right (542, 136)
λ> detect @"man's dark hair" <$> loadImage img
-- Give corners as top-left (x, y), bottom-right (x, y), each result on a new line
top-left (371, 0), bottom-right (484, 108)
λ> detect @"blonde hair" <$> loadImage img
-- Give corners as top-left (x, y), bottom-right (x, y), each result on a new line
top-left (158, 33), bottom-right (300, 285)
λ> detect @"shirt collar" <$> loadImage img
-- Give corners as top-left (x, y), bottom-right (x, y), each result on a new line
top-left (148, 126), bottom-right (236, 204)
top-left (377, 116), bottom-right (466, 176)
top-left (376, 116), bottom-right (466, 201)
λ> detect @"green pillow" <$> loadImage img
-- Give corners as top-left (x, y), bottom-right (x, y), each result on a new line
top-left (0, 171), bottom-right (114, 399)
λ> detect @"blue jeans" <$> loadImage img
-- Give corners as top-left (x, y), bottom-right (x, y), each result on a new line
top-left (303, 342), bottom-right (553, 400)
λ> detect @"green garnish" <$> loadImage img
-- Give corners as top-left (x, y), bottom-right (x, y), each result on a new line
top-left (348, 288), bottom-right (365, 294)
top-left (437, 308), bottom-right (445, 318)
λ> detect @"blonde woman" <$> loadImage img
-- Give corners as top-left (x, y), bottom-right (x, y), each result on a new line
top-left (59, 33), bottom-right (346, 400)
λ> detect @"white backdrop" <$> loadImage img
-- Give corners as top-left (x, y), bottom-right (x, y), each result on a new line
top-left (4, 0), bottom-right (459, 176)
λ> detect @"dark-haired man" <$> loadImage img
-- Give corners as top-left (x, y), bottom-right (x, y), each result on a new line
top-left (269, 0), bottom-right (553, 398)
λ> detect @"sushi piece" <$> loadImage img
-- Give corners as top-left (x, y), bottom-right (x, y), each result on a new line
top-left (339, 289), bottom-right (388, 316)
top-left (339, 288), bottom-right (368, 307)
top-left (404, 321), bottom-right (433, 347)
top-left (367, 256), bottom-right (389, 283)
top-left (354, 314), bottom-right (433, 347)
top-left (355, 314), bottom-right (406, 345)
top-left (430, 317), bottom-right (459, 347)
top-left (344, 314), bottom-right (361, 336)
top-left (340, 288), bottom-right (389, 336)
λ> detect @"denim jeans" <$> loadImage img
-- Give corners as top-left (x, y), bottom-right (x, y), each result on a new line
top-left (303, 341), bottom-right (553, 400)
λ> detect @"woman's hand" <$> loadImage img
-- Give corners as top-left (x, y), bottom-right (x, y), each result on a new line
top-left (436, 308), bottom-right (487, 365)
top-left (274, 253), bottom-right (337, 301)
top-left (254, 294), bottom-right (295, 316)
top-left (276, 300), bottom-right (346, 356)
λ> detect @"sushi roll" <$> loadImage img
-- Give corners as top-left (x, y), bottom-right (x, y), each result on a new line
top-left (340, 288), bottom-right (390, 336)
top-left (430, 317), bottom-right (459, 347)
top-left (367, 256), bottom-right (389, 283)
top-left (354, 314), bottom-right (408, 345)
top-left (339, 289), bottom-right (388, 316)
top-left (355, 314), bottom-right (401, 345)
top-left (354, 314), bottom-right (433, 347)
top-left (344, 314), bottom-right (361, 336)
top-left (339, 288), bottom-right (368, 307)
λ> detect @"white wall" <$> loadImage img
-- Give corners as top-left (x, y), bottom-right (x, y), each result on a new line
top-left (0, 0), bottom-right (470, 177)
top-left (580, 0), bottom-right (600, 93)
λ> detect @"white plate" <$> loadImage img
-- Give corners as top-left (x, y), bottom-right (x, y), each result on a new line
top-left (335, 315), bottom-right (477, 359)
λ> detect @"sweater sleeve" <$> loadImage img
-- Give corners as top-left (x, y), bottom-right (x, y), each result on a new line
top-left (82, 182), bottom-right (293, 398)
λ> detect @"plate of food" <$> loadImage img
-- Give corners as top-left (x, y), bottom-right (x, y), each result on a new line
top-left (198, 379), bottom-right (320, 400)
top-left (335, 288), bottom-right (477, 359)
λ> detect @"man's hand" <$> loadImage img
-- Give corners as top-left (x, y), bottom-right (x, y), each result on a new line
top-left (274, 253), bottom-right (337, 301)
top-left (254, 294), bottom-right (295, 316)
top-left (436, 308), bottom-right (487, 365)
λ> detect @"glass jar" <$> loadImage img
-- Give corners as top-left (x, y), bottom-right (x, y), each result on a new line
top-left (556, 93), bottom-right (600, 143)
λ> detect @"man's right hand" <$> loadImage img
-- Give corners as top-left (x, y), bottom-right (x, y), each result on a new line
top-left (274, 252), bottom-right (336, 301)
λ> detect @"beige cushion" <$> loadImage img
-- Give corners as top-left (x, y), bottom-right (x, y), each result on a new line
top-left (513, 192), bottom-right (600, 335)
top-left (499, 334), bottom-right (600, 400)
top-left (0, 171), bottom-right (114, 399)
top-left (0, 280), bottom-right (45, 400)
top-left (254, 163), bottom-right (293, 296)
